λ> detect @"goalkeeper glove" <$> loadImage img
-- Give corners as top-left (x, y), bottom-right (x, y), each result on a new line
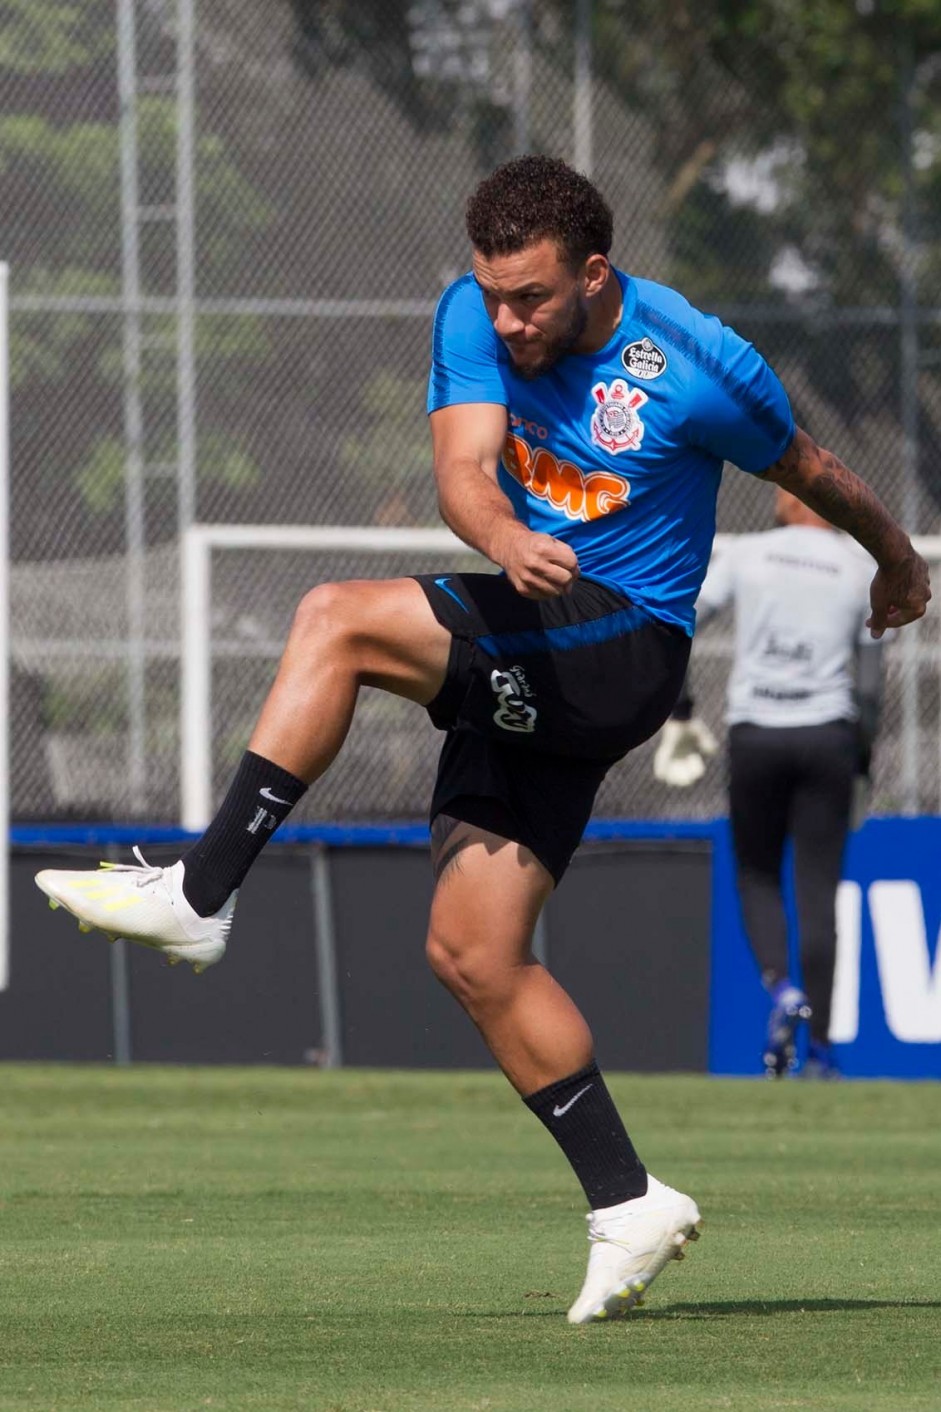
top-left (652, 717), bottom-right (718, 787)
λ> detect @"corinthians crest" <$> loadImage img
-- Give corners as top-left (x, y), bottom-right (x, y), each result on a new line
top-left (590, 379), bottom-right (648, 455)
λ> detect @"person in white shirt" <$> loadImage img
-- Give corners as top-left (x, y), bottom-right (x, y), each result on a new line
top-left (654, 489), bottom-right (884, 1078)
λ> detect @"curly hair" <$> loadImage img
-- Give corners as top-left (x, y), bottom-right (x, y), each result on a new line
top-left (465, 155), bottom-right (613, 267)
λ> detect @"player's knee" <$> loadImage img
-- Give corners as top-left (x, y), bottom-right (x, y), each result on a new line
top-left (425, 929), bottom-right (503, 1009)
top-left (425, 928), bottom-right (463, 994)
top-left (290, 581), bottom-right (356, 653)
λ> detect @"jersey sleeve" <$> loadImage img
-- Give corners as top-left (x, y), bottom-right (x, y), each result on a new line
top-left (427, 273), bottom-right (508, 414)
top-left (685, 316), bottom-right (795, 474)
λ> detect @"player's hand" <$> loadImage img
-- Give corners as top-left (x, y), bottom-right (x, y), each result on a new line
top-left (867, 550), bottom-right (931, 639)
top-left (499, 527), bottom-right (580, 599)
top-left (653, 717), bottom-right (718, 788)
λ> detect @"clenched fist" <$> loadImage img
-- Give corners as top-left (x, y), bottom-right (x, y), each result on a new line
top-left (499, 526), bottom-right (580, 600)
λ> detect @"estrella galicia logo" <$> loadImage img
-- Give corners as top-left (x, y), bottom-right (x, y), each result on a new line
top-left (622, 337), bottom-right (667, 381)
top-left (490, 668), bottom-right (537, 733)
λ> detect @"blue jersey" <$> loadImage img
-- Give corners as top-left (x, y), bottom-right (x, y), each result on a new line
top-left (427, 269), bottom-right (794, 634)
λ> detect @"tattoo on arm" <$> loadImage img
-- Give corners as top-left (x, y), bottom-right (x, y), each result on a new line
top-left (430, 814), bottom-right (476, 884)
top-left (763, 431), bottom-right (908, 565)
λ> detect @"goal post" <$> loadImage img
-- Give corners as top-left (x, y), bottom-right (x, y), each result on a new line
top-left (0, 264), bottom-right (8, 989)
top-left (180, 523), bottom-right (478, 830)
top-left (179, 523), bottom-right (941, 834)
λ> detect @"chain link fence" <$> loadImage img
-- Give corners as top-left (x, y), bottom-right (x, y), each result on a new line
top-left (4, 0), bottom-right (941, 823)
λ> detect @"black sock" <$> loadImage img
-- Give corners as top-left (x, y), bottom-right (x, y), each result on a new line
top-left (523, 1060), bottom-right (648, 1209)
top-left (180, 750), bottom-right (308, 915)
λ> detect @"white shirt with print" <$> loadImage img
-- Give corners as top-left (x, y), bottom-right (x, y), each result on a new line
top-left (698, 525), bottom-right (875, 728)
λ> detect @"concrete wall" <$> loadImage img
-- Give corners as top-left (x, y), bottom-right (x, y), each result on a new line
top-left (5, 840), bottom-right (712, 1069)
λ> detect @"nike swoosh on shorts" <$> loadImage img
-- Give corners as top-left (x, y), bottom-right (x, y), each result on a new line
top-left (434, 576), bottom-right (469, 612)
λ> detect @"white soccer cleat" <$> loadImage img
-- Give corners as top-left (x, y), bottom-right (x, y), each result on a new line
top-left (34, 847), bottom-right (235, 974)
top-left (567, 1174), bottom-right (702, 1324)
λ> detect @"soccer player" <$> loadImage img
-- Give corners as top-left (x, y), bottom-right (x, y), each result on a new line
top-left (655, 489), bottom-right (887, 1079)
top-left (36, 156), bottom-right (930, 1323)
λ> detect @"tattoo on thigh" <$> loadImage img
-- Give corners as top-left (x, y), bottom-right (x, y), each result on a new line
top-left (430, 814), bottom-right (476, 883)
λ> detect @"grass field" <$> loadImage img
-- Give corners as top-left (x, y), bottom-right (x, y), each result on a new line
top-left (0, 1066), bottom-right (939, 1412)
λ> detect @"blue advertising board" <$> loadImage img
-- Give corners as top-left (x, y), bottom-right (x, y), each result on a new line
top-left (710, 816), bottom-right (941, 1078)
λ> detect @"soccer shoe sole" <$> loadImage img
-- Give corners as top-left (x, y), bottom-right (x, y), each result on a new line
top-left (569, 1219), bottom-right (703, 1324)
top-left (34, 871), bottom-right (223, 975)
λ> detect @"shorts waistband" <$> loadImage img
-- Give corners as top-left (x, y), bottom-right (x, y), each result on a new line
top-left (475, 600), bottom-right (653, 659)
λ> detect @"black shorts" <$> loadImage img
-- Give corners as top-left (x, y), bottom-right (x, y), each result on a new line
top-left (415, 572), bottom-right (690, 882)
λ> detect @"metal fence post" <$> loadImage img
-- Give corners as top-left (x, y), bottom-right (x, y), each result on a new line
top-left (574, 0), bottom-right (593, 175)
top-left (898, 33), bottom-right (921, 814)
top-left (106, 844), bottom-right (133, 1064)
top-left (310, 845), bottom-right (343, 1068)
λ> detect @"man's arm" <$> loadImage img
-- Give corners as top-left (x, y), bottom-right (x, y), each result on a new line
top-left (760, 427), bottom-right (930, 638)
top-left (429, 402), bottom-right (579, 599)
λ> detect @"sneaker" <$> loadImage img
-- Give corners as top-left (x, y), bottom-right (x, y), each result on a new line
top-left (763, 984), bottom-right (811, 1078)
top-left (34, 847), bottom-right (234, 973)
top-left (801, 1042), bottom-right (841, 1081)
top-left (566, 1174), bottom-right (702, 1324)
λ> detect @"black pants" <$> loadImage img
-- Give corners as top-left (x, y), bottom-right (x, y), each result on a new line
top-left (728, 720), bottom-right (856, 1043)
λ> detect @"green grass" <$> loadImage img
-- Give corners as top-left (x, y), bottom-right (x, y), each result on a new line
top-left (0, 1067), bottom-right (939, 1412)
